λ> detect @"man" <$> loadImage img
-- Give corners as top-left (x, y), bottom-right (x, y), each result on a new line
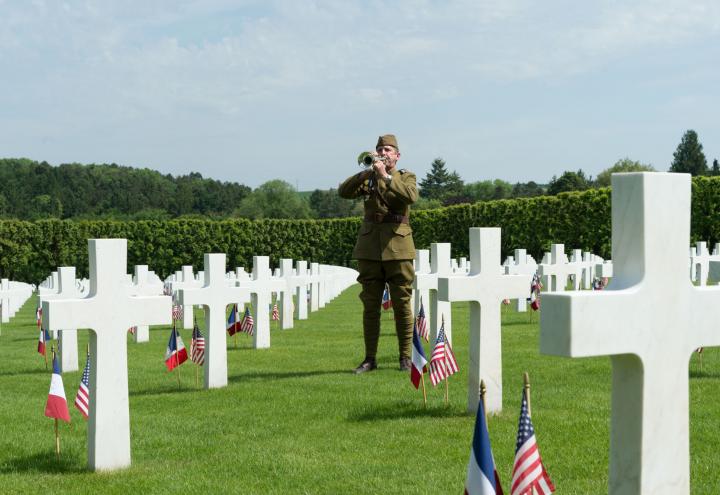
top-left (338, 134), bottom-right (418, 373)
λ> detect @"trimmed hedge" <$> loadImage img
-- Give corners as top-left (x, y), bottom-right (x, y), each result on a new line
top-left (2, 176), bottom-right (720, 282)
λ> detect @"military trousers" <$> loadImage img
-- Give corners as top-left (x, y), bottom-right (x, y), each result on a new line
top-left (357, 259), bottom-right (415, 361)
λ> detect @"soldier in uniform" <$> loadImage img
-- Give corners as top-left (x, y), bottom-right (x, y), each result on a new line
top-left (338, 134), bottom-right (418, 373)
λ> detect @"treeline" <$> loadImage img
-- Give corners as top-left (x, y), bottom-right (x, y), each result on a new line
top-left (0, 158), bottom-right (251, 220)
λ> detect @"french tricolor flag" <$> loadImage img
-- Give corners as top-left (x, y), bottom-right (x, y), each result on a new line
top-left (44, 354), bottom-right (71, 423)
top-left (165, 326), bottom-right (188, 371)
top-left (465, 398), bottom-right (504, 495)
top-left (410, 323), bottom-right (427, 389)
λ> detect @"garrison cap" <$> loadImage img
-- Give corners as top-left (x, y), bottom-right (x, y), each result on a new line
top-left (376, 134), bottom-right (399, 151)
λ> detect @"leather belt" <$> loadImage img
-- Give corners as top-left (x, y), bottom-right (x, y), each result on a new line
top-left (365, 213), bottom-right (409, 224)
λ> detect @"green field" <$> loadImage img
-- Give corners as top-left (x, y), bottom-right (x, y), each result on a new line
top-left (1, 287), bottom-right (718, 494)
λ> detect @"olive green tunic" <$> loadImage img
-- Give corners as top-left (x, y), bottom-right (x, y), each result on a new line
top-left (339, 168), bottom-right (418, 361)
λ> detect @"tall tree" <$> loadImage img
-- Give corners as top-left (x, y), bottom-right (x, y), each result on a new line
top-left (595, 158), bottom-right (655, 187)
top-left (418, 158), bottom-right (464, 200)
top-left (309, 189), bottom-right (361, 218)
top-left (547, 170), bottom-right (591, 195)
top-left (669, 130), bottom-right (707, 176)
top-left (712, 159), bottom-right (720, 176)
top-left (235, 180), bottom-right (311, 219)
top-left (511, 181), bottom-right (544, 198)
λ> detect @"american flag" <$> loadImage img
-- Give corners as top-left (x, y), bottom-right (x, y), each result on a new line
top-left (240, 307), bottom-right (254, 336)
top-left (172, 303), bottom-right (183, 321)
top-left (428, 325), bottom-right (459, 386)
top-left (36, 306), bottom-right (42, 328)
top-left (128, 326), bottom-right (137, 335)
top-left (271, 303), bottom-right (279, 321)
top-left (416, 298), bottom-right (429, 342)
top-left (510, 388), bottom-right (555, 495)
top-left (190, 321), bottom-right (205, 366)
top-left (74, 350), bottom-right (91, 419)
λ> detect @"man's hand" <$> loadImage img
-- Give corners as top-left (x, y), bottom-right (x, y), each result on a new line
top-left (371, 152), bottom-right (388, 178)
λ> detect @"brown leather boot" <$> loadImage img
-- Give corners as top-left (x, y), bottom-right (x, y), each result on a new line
top-left (354, 358), bottom-right (377, 374)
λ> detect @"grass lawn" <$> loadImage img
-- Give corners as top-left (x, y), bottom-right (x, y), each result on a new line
top-left (1, 286), bottom-right (719, 494)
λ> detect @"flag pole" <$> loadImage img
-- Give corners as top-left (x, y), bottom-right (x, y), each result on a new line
top-left (194, 318), bottom-right (200, 387)
top-left (54, 418), bottom-right (60, 460)
top-left (699, 348), bottom-right (704, 373)
top-left (175, 327), bottom-right (181, 389)
top-left (44, 336), bottom-right (48, 370)
top-left (51, 346), bottom-right (60, 459)
top-left (420, 373), bottom-right (427, 408)
top-left (480, 379), bottom-right (487, 424)
top-left (524, 371), bottom-right (532, 417)
top-left (444, 376), bottom-right (449, 406)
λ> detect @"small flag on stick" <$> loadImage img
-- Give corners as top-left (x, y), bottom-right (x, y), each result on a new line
top-left (416, 298), bottom-right (429, 342)
top-left (191, 320), bottom-right (205, 366)
top-left (271, 303), bottom-right (279, 321)
top-left (429, 320), bottom-right (459, 387)
top-left (382, 284), bottom-right (392, 310)
top-left (226, 304), bottom-right (241, 336)
top-left (240, 307), bottom-right (254, 336)
top-left (464, 381), bottom-right (504, 495)
top-left (165, 324), bottom-right (188, 372)
top-left (410, 322), bottom-right (428, 406)
top-left (510, 376), bottom-right (555, 495)
top-left (45, 349), bottom-right (71, 423)
top-left (74, 347), bottom-right (91, 419)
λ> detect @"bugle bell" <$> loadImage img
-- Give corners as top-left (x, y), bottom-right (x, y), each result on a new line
top-left (357, 151), bottom-right (386, 168)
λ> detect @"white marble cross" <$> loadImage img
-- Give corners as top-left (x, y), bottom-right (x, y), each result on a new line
top-left (176, 253), bottom-right (249, 389)
top-left (567, 249), bottom-right (584, 291)
top-left (0, 278), bottom-right (11, 324)
top-left (291, 260), bottom-right (310, 320)
top-left (129, 265), bottom-right (163, 343)
top-left (581, 252), bottom-right (598, 289)
top-left (414, 243), bottom-right (453, 343)
top-left (540, 172), bottom-right (720, 494)
top-left (538, 244), bottom-right (572, 292)
top-left (503, 249), bottom-right (537, 312)
top-left (42, 239), bottom-right (171, 471)
top-left (39, 267), bottom-right (81, 372)
top-left (181, 265), bottom-right (199, 329)
top-left (237, 256), bottom-right (286, 349)
top-left (413, 249), bottom-right (431, 316)
top-left (438, 228), bottom-right (529, 414)
top-left (278, 259), bottom-right (295, 329)
top-left (308, 262), bottom-right (321, 312)
top-left (690, 241), bottom-right (710, 286)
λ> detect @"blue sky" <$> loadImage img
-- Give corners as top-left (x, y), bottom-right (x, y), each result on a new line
top-left (1, 0), bottom-right (719, 190)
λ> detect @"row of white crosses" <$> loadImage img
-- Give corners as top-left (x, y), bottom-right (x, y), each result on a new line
top-left (690, 240), bottom-right (720, 286)
top-left (0, 277), bottom-right (34, 325)
top-left (413, 243), bottom-right (454, 344)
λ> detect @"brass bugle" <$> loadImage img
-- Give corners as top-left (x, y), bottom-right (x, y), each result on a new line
top-left (357, 151), bottom-right (387, 168)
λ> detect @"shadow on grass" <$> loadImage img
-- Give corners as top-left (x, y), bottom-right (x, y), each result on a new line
top-left (0, 367), bottom-right (51, 377)
top-left (347, 401), bottom-right (468, 422)
top-left (502, 318), bottom-right (537, 328)
top-left (689, 369), bottom-right (720, 379)
top-left (228, 369), bottom-right (349, 383)
top-left (130, 384), bottom-right (203, 397)
top-left (0, 451), bottom-right (87, 474)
